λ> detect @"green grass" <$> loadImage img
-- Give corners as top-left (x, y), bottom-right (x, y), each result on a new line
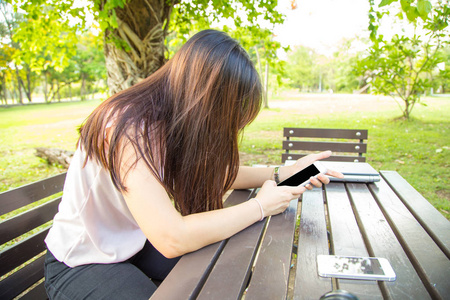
top-left (0, 93), bottom-right (449, 219)
top-left (0, 100), bottom-right (102, 190)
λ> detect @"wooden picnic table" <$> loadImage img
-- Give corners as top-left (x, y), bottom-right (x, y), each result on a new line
top-left (151, 170), bottom-right (450, 300)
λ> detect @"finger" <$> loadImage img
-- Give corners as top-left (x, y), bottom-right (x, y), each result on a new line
top-left (326, 169), bottom-right (344, 179)
top-left (294, 186), bottom-right (308, 198)
top-left (316, 174), bottom-right (330, 184)
top-left (310, 176), bottom-right (324, 187)
top-left (305, 183), bottom-right (314, 190)
top-left (313, 150), bottom-right (332, 161)
top-left (296, 151), bottom-right (332, 167)
top-left (288, 185), bottom-right (306, 195)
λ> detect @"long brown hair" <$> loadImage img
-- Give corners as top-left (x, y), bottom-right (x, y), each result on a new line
top-left (79, 30), bottom-right (262, 215)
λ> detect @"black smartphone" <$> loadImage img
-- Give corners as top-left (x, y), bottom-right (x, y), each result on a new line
top-left (277, 162), bottom-right (327, 187)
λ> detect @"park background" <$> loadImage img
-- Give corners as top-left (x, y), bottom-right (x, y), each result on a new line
top-left (0, 0), bottom-right (449, 219)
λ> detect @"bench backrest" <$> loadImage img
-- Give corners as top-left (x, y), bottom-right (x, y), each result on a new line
top-left (0, 172), bottom-right (66, 300)
top-left (282, 127), bottom-right (368, 163)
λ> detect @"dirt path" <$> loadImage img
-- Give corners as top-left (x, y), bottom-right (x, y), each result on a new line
top-left (269, 92), bottom-right (399, 115)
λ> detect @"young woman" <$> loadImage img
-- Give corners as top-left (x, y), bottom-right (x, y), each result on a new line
top-left (44, 29), bottom-right (341, 299)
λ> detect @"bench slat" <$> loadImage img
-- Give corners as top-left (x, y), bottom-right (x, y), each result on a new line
top-left (282, 154), bottom-right (366, 163)
top-left (0, 255), bottom-right (46, 299)
top-left (282, 128), bottom-right (368, 164)
top-left (0, 173), bottom-right (66, 215)
top-left (150, 189), bottom-right (254, 300)
top-left (0, 197), bottom-right (60, 245)
top-left (282, 141), bottom-right (367, 153)
top-left (347, 183), bottom-right (431, 299)
top-left (325, 183), bottom-right (382, 298)
top-left (369, 180), bottom-right (450, 299)
top-left (380, 171), bottom-right (450, 259)
top-left (20, 281), bottom-right (47, 300)
top-left (245, 198), bottom-right (298, 299)
top-left (284, 128), bottom-right (368, 140)
top-left (0, 227), bottom-right (49, 277)
top-left (294, 188), bottom-right (332, 300)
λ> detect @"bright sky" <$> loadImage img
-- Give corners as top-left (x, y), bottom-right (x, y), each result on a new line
top-left (273, 0), bottom-right (371, 57)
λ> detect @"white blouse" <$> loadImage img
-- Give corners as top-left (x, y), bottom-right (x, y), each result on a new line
top-left (45, 147), bottom-right (147, 268)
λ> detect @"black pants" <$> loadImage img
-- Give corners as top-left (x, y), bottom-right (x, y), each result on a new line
top-left (44, 241), bottom-right (180, 300)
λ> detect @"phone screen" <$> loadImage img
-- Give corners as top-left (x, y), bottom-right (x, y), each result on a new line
top-left (318, 255), bottom-right (396, 281)
top-left (278, 164), bottom-right (320, 186)
top-left (328, 256), bottom-right (384, 276)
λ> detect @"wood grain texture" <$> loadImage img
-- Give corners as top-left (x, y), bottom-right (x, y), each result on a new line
top-left (245, 199), bottom-right (298, 300)
top-left (381, 171), bottom-right (450, 259)
top-left (325, 183), bottom-right (382, 299)
top-left (369, 179), bottom-right (450, 299)
top-left (196, 216), bottom-right (267, 299)
top-left (294, 187), bottom-right (333, 300)
top-left (347, 182), bottom-right (431, 299)
top-left (0, 172), bottom-right (66, 215)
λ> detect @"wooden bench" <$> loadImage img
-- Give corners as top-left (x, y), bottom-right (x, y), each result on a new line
top-left (282, 127), bottom-right (368, 163)
top-left (0, 173), bottom-right (66, 300)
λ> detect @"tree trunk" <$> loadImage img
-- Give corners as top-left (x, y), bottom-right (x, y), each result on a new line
top-left (0, 75), bottom-right (6, 104)
top-left (17, 67), bottom-right (33, 103)
top-left (11, 80), bottom-right (16, 103)
top-left (254, 46), bottom-right (268, 108)
top-left (80, 74), bottom-right (86, 100)
top-left (103, 0), bottom-right (173, 95)
top-left (15, 67), bottom-right (23, 104)
top-left (35, 147), bottom-right (74, 168)
top-left (25, 68), bottom-right (32, 102)
top-left (43, 72), bottom-right (48, 103)
top-left (49, 79), bottom-right (54, 103)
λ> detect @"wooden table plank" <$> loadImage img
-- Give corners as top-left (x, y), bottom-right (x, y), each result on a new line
top-left (197, 188), bottom-right (262, 300)
top-left (150, 189), bottom-right (254, 300)
top-left (294, 187), bottom-right (333, 300)
top-left (369, 180), bottom-right (450, 299)
top-left (150, 241), bottom-right (226, 300)
top-left (196, 216), bottom-right (267, 299)
top-left (325, 183), bottom-right (383, 299)
top-left (347, 183), bottom-right (431, 299)
top-left (381, 171), bottom-right (450, 259)
top-left (222, 189), bottom-right (257, 209)
top-left (245, 198), bottom-right (298, 300)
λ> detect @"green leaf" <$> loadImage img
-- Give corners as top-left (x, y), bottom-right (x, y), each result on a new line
top-left (110, 9), bottom-right (118, 28)
top-left (417, 0), bottom-right (432, 19)
top-left (405, 6), bottom-right (419, 22)
top-left (99, 20), bottom-right (109, 31)
top-left (379, 0), bottom-right (397, 7)
top-left (400, 0), bottom-right (412, 11)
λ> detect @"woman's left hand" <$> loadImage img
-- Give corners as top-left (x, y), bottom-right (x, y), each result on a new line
top-left (279, 151), bottom-right (344, 190)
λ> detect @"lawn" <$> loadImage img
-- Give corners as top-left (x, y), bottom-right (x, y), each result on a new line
top-left (0, 92), bottom-right (449, 219)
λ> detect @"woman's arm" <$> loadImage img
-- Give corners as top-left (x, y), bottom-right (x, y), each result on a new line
top-left (122, 158), bottom-right (304, 259)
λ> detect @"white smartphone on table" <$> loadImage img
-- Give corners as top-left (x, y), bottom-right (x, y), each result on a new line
top-left (317, 255), bottom-right (396, 281)
top-left (277, 161), bottom-right (327, 187)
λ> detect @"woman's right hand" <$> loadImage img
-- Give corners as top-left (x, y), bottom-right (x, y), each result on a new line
top-left (255, 180), bottom-right (306, 217)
